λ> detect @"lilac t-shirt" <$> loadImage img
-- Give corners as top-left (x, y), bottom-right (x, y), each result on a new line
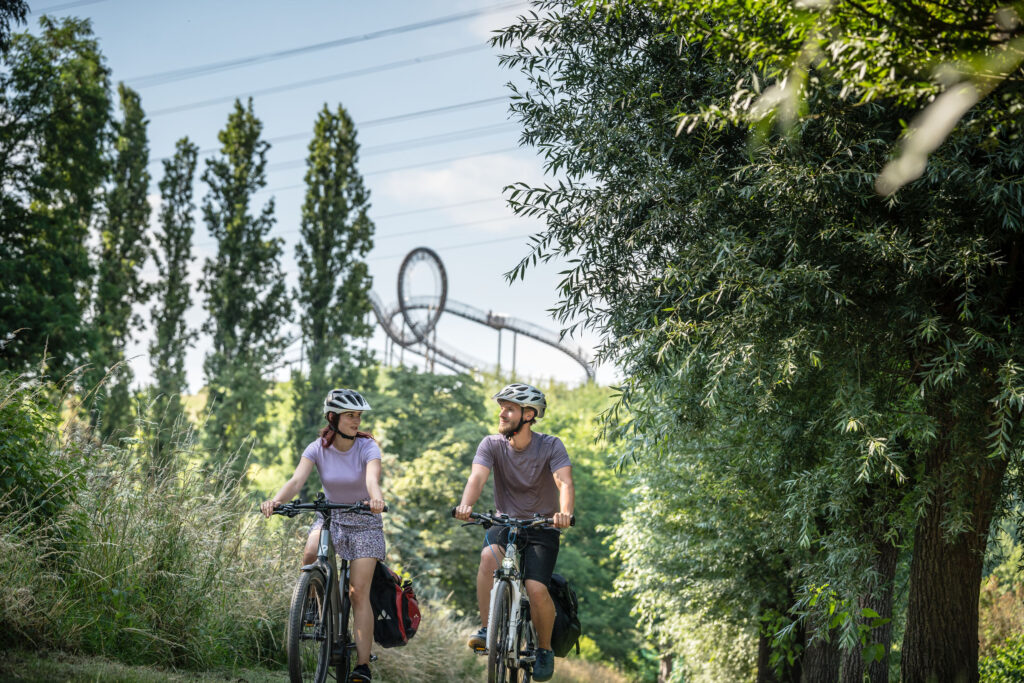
top-left (473, 432), bottom-right (571, 517)
top-left (301, 437), bottom-right (381, 504)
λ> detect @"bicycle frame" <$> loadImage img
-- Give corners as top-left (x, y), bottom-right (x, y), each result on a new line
top-left (489, 527), bottom-right (536, 673)
top-left (302, 515), bottom-right (348, 653)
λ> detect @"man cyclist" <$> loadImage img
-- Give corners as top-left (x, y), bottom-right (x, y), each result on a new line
top-left (454, 383), bottom-right (575, 683)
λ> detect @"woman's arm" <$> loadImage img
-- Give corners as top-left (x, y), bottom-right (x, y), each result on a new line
top-left (365, 458), bottom-right (385, 513)
top-left (260, 457), bottom-right (315, 517)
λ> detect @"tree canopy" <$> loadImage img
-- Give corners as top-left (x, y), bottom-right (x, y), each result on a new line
top-left (497, 2), bottom-right (1024, 680)
top-left (594, 0), bottom-right (1024, 193)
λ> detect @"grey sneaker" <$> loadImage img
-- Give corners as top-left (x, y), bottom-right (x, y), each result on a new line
top-left (533, 647), bottom-right (554, 682)
top-left (468, 626), bottom-right (487, 651)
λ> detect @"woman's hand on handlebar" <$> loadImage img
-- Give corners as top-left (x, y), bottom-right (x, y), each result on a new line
top-left (453, 503), bottom-right (473, 521)
top-left (260, 499), bottom-right (281, 518)
top-left (367, 497), bottom-right (386, 514)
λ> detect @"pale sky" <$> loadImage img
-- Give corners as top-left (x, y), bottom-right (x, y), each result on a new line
top-left (27, 0), bottom-right (615, 391)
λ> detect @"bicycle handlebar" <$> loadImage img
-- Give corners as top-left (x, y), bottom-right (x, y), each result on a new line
top-left (271, 494), bottom-right (388, 518)
top-left (449, 507), bottom-right (574, 529)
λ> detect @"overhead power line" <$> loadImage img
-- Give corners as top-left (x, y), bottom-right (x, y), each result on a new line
top-left (127, 1), bottom-right (528, 88)
top-left (32, 0), bottom-right (106, 12)
top-left (193, 214), bottom-right (517, 250)
top-left (375, 197), bottom-right (497, 220)
top-left (369, 234), bottom-right (527, 262)
top-left (149, 95), bottom-right (511, 165)
top-left (147, 44), bottom-right (490, 118)
top-left (264, 123), bottom-right (517, 173)
top-left (255, 145), bottom-right (520, 195)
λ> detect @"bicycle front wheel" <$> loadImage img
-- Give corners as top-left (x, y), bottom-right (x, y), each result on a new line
top-left (287, 570), bottom-right (334, 683)
top-left (335, 588), bottom-right (354, 682)
top-left (487, 580), bottom-right (522, 683)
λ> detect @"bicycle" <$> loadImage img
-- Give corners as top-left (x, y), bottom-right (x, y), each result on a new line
top-left (452, 509), bottom-right (575, 683)
top-left (272, 494), bottom-right (387, 683)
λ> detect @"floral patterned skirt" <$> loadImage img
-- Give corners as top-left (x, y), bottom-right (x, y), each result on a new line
top-left (309, 510), bottom-right (386, 562)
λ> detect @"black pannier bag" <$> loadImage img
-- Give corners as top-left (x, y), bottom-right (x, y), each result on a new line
top-left (548, 573), bottom-right (581, 657)
top-left (369, 562), bottom-right (420, 648)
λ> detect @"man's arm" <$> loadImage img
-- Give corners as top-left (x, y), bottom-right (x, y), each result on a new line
top-left (552, 465), bottom-right (574, 528)
top-left (454, 463), bottom-right (491, 520)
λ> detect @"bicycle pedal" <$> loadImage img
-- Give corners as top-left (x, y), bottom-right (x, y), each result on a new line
top-left (472, 646), bottom-right (488, 655)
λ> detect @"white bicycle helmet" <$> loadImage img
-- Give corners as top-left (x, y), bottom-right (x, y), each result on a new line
top-left (324, 388), bottom-right (372, 414)
top-left (492, 383), bottom-right (546, 419)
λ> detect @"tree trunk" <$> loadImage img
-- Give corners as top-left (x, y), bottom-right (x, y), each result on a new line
top-left (658, 653), bottom-right (673, 683)
top-left (757, 634), bottom-right (780, 683)
top-left (840, 537), bottom-right (899, 683)
top-left (900, 444), bottom-right (1008, 683)
top-left (801, 633), bottom-right (840, 683)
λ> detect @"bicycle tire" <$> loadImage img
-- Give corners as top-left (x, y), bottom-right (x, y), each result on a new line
top-left (287, 570), bottom-right (334, 683)
top-left (488, 580), bottom-right (521, 683)
top-left (335, 588), bottom-right (355, 682)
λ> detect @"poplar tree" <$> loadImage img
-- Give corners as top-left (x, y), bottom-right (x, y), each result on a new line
top-left (0, 17), bottom-right (110, 376)
top-left (291, 104), bottom-right (375, 461)
top-left (149, 137), bottom-right (198, 466)
top-left (200, 99), bottom-right (290, 478)
top-left (86, 83), bottom-right (151, 438)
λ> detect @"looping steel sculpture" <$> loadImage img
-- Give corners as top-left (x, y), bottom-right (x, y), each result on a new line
top-left (397, 247), bottom-right (447, 342)
top-left (371, 247), bottom-right (595, 382)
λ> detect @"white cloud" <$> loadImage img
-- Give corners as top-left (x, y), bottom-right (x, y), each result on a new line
top-left (376, 151), bottom-right (546, 226)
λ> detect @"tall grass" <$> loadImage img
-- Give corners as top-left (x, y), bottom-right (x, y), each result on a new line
top-left (0, 406), bottom-right (296, 668)
top-left (0, 377), bottom-right (486, 680)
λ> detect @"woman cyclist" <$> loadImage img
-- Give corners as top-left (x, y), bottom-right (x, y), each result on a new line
top-left (261, 388), bottom-right (385, 683)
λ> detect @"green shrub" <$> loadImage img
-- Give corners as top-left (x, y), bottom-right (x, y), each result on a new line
top-left (980, 633), bottom-right (1024, 683)
top-left (0, 372), bottom-right (85, 520)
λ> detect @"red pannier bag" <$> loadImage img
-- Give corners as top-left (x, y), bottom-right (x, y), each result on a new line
top-left (369, 562), bottom-right (420, 647)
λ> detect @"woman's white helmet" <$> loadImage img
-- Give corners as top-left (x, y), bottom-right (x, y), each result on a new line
top-left (493, 383), bottom-right (546, 419)
top-left (324, 388), bottom-right (372, 414)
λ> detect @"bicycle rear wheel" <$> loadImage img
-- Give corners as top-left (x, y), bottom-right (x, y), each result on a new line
top-left (287, 570), bottom-right (334, 683)
top-left (487, 580), bottom-right (524, 683)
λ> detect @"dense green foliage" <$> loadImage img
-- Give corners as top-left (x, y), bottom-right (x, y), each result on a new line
top-left (290, 103), bottom-right (376, 471)
top-left (0, 371), bottom-right (83, 521)
top-left (598, 0), bottom-right (1024, 192)
top-left (497, 2), bottom-right (1024, 681)
top-left (0, 17), bottom-right (111, 376)
top-left (199, 99), bottom-right (291, 475)
top-left (980, 633), bottom-right (1024, 683)
top-left (86, 83), bottom-right (151, 439)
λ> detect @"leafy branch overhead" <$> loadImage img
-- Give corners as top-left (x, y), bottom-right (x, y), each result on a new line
top-left (589, 0), bottom-right (1024, 193)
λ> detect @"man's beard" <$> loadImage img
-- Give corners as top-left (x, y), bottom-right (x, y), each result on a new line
top-left (499, 420), bottom-right (519, 438)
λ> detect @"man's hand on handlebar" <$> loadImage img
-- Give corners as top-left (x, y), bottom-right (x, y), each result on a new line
top-left (552, 511), bottom-right (573, 528)
top-left (260, 499), bottom-right (281, 518)
top-left (453, 503), bottom-right (473, 521)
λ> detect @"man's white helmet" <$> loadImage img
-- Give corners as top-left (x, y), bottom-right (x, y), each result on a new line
top-left (324, 388), bottom-right (372, 414)
top-left (493, 383), bottom-right (546, 419)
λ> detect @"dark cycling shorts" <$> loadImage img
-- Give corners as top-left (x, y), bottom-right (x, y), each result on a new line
top-left (483, 525), bottom-right (560, 585)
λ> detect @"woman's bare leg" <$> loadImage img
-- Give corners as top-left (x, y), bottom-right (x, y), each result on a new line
top-left (348, 557), bottom-right (378, 666)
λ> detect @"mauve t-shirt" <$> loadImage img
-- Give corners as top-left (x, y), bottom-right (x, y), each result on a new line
top-left (473, 432), bottom-right (571, 517)
top-left (301, 437), bottom-right (381, 504)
